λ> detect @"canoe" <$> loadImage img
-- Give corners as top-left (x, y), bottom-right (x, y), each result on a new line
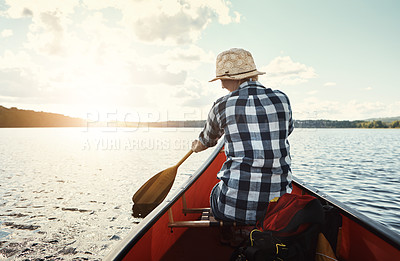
top-left (106, 142), bottom-right (400, 261)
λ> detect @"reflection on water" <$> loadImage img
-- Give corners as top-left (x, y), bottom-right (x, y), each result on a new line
top-left (0, 127), bottom-right (399, 259)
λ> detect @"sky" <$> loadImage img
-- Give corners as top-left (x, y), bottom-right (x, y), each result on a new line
top-left (0, 0), bottom-right (399, 122)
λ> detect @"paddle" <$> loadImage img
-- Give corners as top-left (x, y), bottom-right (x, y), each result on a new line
top-left (132, 150), bottom-right (193, 218)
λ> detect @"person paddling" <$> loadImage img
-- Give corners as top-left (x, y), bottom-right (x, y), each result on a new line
top-left (192, 48), bottom-right (294, 225)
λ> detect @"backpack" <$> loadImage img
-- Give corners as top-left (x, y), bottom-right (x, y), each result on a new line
top-left (231, 193), bottom-right (324, 261)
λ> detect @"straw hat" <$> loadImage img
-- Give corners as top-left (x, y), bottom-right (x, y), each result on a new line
top-left (209, 48), bottom-right (265, 82)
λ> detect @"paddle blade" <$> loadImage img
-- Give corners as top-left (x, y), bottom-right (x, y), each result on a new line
top-left (132, 203), bottom-right (160, 218)
top-left (132, 166), bottom-right (178, 217)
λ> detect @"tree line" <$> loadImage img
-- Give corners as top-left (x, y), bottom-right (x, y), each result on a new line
top-left (294, 119), bottom-right (400, 128)
top-left (0, 106), bottom-right (84, 127)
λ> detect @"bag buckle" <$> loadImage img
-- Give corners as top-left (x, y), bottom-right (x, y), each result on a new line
top-left (275, 243), bottom-right (288, 255)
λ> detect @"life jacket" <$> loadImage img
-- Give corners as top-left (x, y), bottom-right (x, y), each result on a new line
top-left (231, 193), bottom-right (325, 261)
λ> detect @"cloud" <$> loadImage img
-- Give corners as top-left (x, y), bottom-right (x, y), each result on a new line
top-left (132, 7), bottom-right (214, 44)
top-left (2, 1), bottom-right (78, 56)
top-left (130, 63), bottom-right (187, 85)
top-left (153, 45), bottom-right (214, 73)
top-left (3, 0), bottom-right (78, 19)
top-left (293, 98), bottom-right (399, 120)
top-left (195, 0), bottom-right (240, 25)
top-left (40, 12), bottom-right (63, 32)
top-left (22, 8), bottom-right (33, 16)
top-left (307, 90), bottom-right (318, 95)
top-left (0, 50), bottom-right (42, 79)
top-left (0, 69), bottom-right (41, 98)
top-left (0, 0), bottom-right (239, 116)
top-left (26, 11), bottom-right (66, 55)
top-left (324, 82), bottom-right (336, 86)
top-left (125, 1), bottom-right (239, 44)
top-left (260, 56), bottom-right (317, 87)
top-left (79, 0), bottom-right (240, 45)
top-left (1, 29), bottom-right (13, 38)
top-left (164, 45), bottom-right (214, 63)
top-left (174, 78), bottom-right (221, 108)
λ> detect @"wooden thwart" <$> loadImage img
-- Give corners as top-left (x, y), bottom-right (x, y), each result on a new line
top-left (181, 194), bottom-right (209, 215)
top-left (168, 194), bottom-right (245, 228)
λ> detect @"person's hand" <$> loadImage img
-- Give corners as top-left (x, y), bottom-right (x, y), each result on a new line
top-left (191, 139), bottom-right (207, 153)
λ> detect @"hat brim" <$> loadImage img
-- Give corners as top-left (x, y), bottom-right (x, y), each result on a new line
top-left (209, 70), bottom-right (266, 82)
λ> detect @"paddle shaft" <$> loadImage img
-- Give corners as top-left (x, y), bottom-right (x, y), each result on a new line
top-left (175, 150), bottom-right (193, 168)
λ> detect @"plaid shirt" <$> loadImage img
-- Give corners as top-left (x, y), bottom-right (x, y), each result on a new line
top-left (199, 81), bottom-right (294, 223)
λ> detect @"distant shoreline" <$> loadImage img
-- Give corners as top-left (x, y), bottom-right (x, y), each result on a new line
top-left (1, 105), bottom-right (399, 129)
top-left (0, 126), bottom-right (400, 127)
top-left (1, 121), bottom-right (400, 129)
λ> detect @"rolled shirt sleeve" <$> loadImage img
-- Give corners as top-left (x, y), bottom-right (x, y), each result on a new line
top-left (288, 107), bottom-right (294, 135)
top-left (198, 103), bottom-right (224, 147)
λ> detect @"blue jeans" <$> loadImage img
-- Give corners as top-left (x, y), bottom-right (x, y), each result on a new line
top-left (210, 182), bottom-right (268, 225)
top-left (210, 183), bottom-right (235, 222)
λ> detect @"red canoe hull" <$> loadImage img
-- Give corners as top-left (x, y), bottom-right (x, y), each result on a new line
top-left (106, 143), bottom-right (400, 261)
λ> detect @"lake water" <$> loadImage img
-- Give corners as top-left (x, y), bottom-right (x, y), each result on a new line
top-left (0, 127), bottom-right (399, 260)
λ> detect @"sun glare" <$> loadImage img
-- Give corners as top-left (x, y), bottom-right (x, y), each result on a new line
top-left (57, 51), bottom-right (133, 113)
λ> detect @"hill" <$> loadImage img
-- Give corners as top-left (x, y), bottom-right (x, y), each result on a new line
top-left (0, 106), bottom-right (85, 127)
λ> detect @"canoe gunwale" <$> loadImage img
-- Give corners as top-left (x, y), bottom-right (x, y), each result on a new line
top-left (105, 141), bottom-right (225, 261)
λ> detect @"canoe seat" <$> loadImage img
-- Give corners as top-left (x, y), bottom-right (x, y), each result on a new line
top-left (168, 193), bottom-right (247, 228)
top-left (168, 207), bottom-right (246, 228)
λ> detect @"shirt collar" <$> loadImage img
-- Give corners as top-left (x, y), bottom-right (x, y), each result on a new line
top-left (238, 80), bottom-right (260, 89)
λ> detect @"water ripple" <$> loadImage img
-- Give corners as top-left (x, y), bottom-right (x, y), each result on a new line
top-left (291, 128), bottom-right (400, 237)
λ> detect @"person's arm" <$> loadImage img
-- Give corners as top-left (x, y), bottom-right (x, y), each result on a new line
top-left (286, 94), bottom-right (294, 136)
top-left (192, 102), bottom-right (224, 153)
top-left (288, 109), bottom-right (294, 135)
top-left (191, 140), bottom-right (207, 153)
